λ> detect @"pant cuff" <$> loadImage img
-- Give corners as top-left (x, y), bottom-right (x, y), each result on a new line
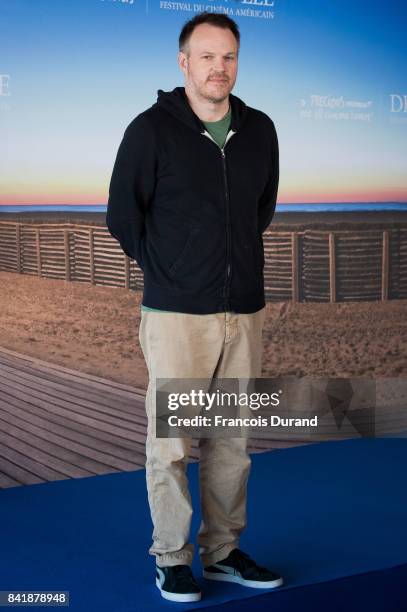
top-left (154, 551), bottom-right (194, 568)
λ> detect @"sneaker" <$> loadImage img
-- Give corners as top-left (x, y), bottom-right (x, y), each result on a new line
top-left (203, 548), bottom-right (283, 589)
top-left (156, 564), bottom-right (202, 602)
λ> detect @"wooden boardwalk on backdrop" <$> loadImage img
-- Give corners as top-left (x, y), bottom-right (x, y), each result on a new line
top-left (0, 347), bottom-right (295, 489)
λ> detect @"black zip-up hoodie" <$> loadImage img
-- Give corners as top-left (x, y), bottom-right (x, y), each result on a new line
top-left (106, 86), bottom-right (279, 314)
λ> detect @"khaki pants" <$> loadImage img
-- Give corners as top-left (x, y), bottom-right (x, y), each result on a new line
top-left (138, 307), bottom-right (266, 568)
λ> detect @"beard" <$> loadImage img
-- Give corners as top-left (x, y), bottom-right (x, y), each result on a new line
top-left (193, 76), bottom-right (234, 104)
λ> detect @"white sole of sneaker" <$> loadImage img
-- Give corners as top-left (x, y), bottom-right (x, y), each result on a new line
top-left (155, 577), bottom-right (202, 602)
top-left (203, 571), bottom-right (283, 589)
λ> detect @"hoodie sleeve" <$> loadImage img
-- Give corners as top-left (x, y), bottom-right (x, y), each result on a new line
top-left (106, 114), bottom-right (157, 269)
top-left (257, 119), bottom-right (279, 234)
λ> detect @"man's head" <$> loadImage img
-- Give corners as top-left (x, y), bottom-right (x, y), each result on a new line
top-left (178, 12), bottom-right (240, 105)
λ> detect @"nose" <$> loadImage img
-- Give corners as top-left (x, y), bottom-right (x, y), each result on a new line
top-left (213, 56), bottom-right (227, 73)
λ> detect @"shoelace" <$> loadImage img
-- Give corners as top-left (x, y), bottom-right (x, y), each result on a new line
top-left (228, 549), bottom-right (258, 572)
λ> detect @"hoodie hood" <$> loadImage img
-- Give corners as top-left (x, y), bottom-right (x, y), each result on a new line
top-left (155, 86), bottom-right (248, 133)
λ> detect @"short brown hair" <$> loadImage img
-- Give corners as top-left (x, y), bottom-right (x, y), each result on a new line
top-left (179, 12), bottom-right (240, 54)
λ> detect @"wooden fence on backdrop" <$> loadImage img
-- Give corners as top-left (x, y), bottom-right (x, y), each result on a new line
top-left (0, 221), bottom-right (406, 302)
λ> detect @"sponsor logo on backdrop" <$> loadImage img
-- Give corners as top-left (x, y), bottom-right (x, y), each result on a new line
top-left (0, 74), bottom-right (11, 112)
top-left (299, 94), bottom-right (373, 122)
top-left (98, 0), bottom-right (274, 17)
top-left (389, 94), bottom-right (407, 125)
top-left (100, 0), bottom-right (135, 5)
top-left (159, 0), bottom-right (275, 19)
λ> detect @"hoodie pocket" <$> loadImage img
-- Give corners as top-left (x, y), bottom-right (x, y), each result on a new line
top-left (168, 227), bottom-right (199, 278)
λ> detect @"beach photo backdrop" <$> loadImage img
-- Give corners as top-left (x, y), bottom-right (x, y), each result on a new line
top-left (0, 0), bottom-right (407, 494)
top-left (1, 0), bottom-right (406, 213)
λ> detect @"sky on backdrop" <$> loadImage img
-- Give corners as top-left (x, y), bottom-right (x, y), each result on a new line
top-left (0, 0), bottom-right (406, 205)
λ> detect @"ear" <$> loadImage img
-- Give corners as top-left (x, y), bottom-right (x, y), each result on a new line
top-left (178, 51), bottom-right (188, 76)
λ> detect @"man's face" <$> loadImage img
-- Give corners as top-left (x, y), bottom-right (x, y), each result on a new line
top-left (178, 23), bottom-right (239, 104)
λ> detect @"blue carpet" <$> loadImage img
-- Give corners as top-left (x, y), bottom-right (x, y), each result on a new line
top-left (197, 563), bottom-right (407, 612)
top-left (0, 438), bottom-right (406, 611)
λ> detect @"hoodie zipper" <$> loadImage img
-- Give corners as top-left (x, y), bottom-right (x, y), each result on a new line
top-left (202, 128), bottom-right (236, 311)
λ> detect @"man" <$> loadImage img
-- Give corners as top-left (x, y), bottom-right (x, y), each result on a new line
top-left (106, 12), bottom-right (282, 603)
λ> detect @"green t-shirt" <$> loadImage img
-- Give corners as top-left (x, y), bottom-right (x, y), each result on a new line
top-left (141, 106), bottom-right (232, 313)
